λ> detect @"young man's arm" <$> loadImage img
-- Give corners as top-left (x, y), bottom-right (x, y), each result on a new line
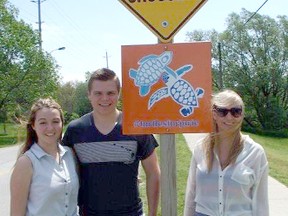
top-left (141, 150), bottom-right (160, 216)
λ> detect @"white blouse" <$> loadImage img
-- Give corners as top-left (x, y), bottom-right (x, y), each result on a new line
top-left (184, 135), bottom-right (269, 216)
top-left (25, 143), bottom-right (79, 216)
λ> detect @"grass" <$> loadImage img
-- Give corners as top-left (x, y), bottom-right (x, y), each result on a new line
top-left (0, 123), bottom-right (25, 147)
top-left (139, 134), bottom-right (191, 215)
top-left (243, 132), bottom-right (288, 186)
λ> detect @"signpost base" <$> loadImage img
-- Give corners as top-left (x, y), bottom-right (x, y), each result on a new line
top-left (160, 134), bottom-right (177, 216)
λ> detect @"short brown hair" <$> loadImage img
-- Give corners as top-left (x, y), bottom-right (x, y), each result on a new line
top-left (88, 68), bottom-right (121, 93)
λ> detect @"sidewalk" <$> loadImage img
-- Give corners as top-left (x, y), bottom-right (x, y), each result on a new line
top-left (183, 133), bottom-right (288, 216)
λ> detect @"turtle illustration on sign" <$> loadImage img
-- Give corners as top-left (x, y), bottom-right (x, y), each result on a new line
top-left (129, 51), bottom-right (175, 96)
top-left (148, 65), bottom-right (204, 117)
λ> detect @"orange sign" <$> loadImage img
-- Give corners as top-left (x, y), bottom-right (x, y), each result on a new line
top-left (118, 0), bottom-right (207, 43)
top-left (122, 42), bottom-right (212, 134)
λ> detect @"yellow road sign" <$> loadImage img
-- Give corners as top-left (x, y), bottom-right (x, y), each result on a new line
top-left (119, 0), bottom-right (207, 43)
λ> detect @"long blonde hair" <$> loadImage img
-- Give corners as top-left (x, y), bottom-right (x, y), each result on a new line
top-left (203, 89), bottom-right (245, 171)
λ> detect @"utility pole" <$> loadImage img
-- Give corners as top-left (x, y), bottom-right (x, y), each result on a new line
top-left (218, 42), bottom-right (223, 89)
top-left (31, 0), bottom-right (45, 50)
top-left (37, 0), bottom-right (42, 50)
top-left (105, 51), bottom-right (109, 68)
top-left (104, 51), bottom-right (110, 68)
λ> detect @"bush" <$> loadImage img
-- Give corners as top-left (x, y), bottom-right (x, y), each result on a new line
top-left (64, 112), bottom-right (79, 124)
top-left (0, 136), bottom-right (18, 146)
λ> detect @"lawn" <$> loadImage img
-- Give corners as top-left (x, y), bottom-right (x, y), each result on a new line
top-left (0, 123), bottom-right (25, 147)
top-left (139, 134), bottom-right (191, 216)
top-left (243, 132), bottom-right (288, 186)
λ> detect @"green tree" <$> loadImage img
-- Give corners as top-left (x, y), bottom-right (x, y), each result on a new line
top-left (73, 81), bottom-right (92, 117)
top-left (185, 29), bottom-right (220, 89)
top-left (0, 0), bottom-right (60, 118)
top-left (186, 9), bottom-right (288, 130)
top-left (57, 70), bottom-right (122, 119)
top-left (57, 81), bottom-right (77, 114)
top-left (0, 107), bottom-right (8, 134)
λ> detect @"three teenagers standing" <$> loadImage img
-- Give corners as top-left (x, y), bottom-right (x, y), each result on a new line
top-left (184, 90), bottom-right (269, 216)
top-left (62, 68), bottom-right (161, 216)
top-left (10, 70), bottom-right (268, 216)
top-left (10, 98), bottom-right (79, 216)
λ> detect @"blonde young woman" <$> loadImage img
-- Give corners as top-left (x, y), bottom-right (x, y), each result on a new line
top-left (10, 98), bottom-right (79, 216)
top-left (184, 89), bottom-right (269, 216)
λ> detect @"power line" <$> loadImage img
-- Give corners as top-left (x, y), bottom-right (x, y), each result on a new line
top-left (244, 0), bottom-right (268, 25)
top-left (218, 0), bottom-right (269, 89)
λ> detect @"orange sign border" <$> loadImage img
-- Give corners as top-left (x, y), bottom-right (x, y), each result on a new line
top-left (121, 42), bottom-right (213, 134)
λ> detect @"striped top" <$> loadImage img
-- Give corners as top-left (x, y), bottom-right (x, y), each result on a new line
top-left (62, 112), bottom-right (158, 215)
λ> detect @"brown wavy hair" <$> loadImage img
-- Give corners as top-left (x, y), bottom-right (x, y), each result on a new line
top-left (18, 98), bottom-right (64, 158)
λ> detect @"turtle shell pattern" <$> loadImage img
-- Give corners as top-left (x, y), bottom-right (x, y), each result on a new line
top-left (135, 58), bottom-right (167, 86)
top-left (169, 79), bottom-right (198, 107)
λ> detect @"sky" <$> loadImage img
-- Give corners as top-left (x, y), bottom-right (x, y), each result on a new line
top-left (7, 0), bottom-right (287, 83)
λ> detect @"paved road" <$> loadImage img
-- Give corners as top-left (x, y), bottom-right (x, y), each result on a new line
top-left (183, 133), bottom-right (288, 216)
top-left (0, 145), bottom-right (19, 216)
